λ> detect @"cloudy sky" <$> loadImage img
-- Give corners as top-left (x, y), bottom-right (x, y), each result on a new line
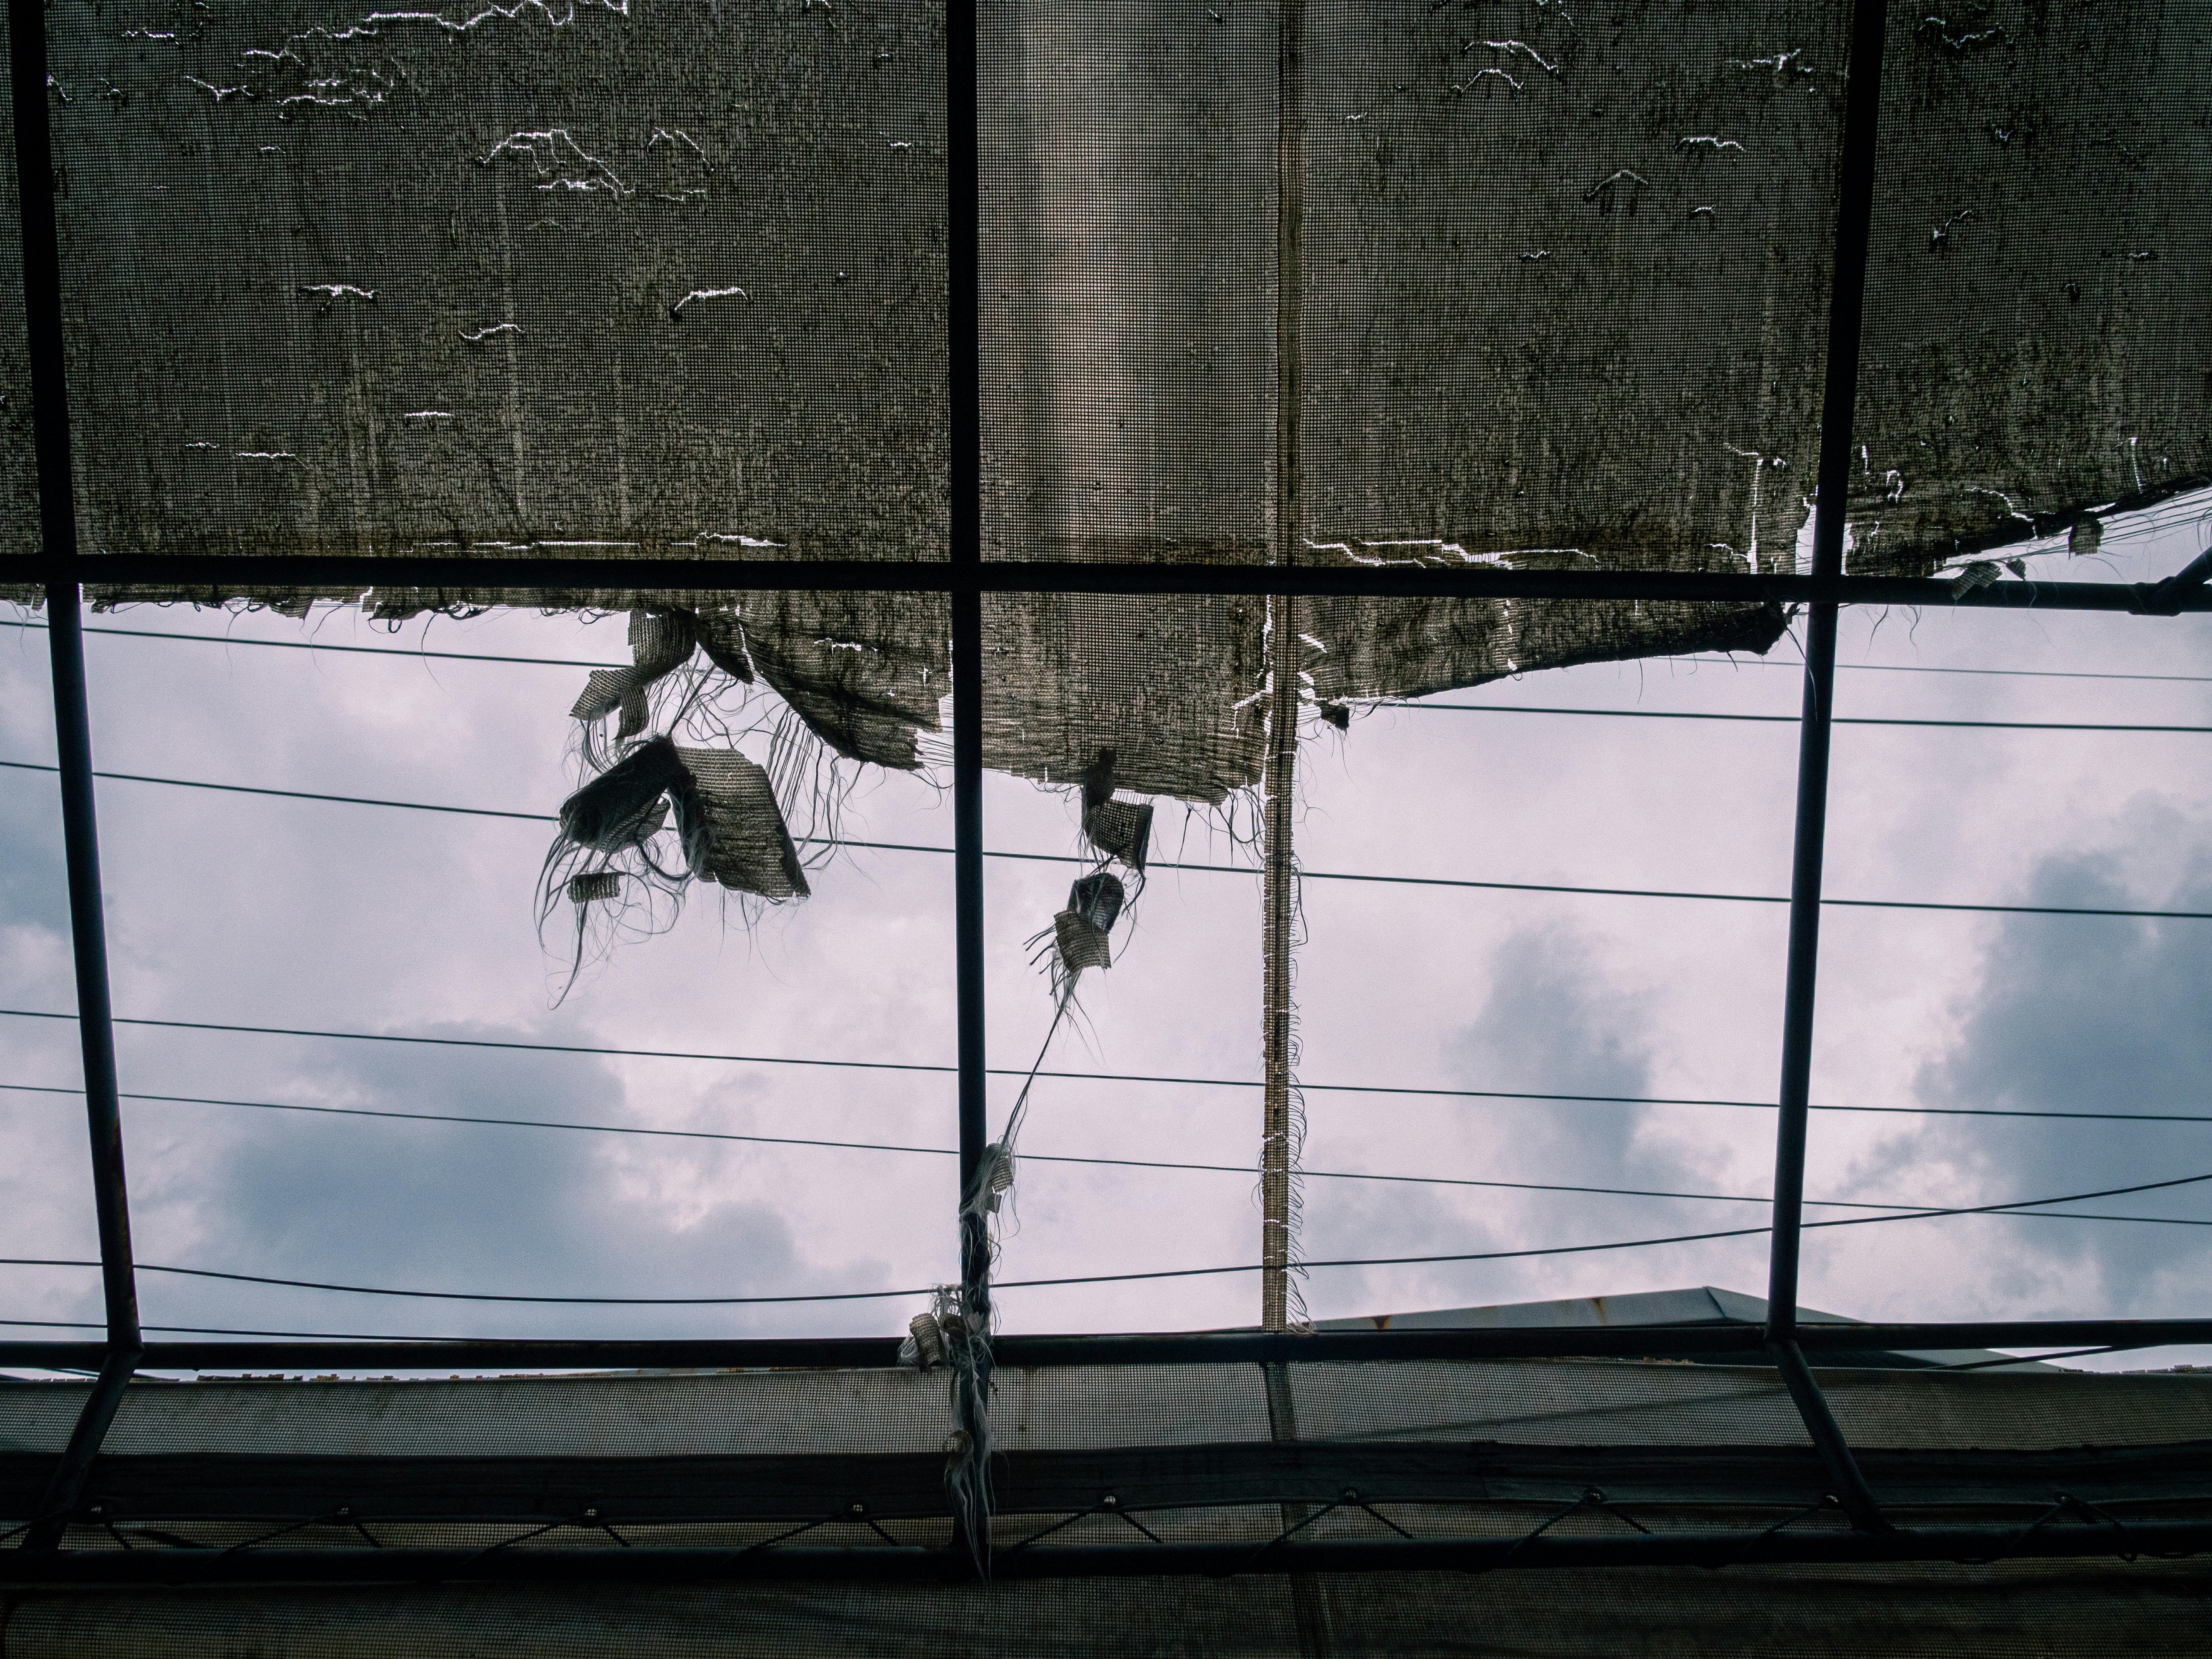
top-left (3, 506), bottom-right (2209, 1371)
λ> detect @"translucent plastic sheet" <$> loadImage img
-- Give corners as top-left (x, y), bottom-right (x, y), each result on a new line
top-left (978, 0), bottom-right (1281, 565)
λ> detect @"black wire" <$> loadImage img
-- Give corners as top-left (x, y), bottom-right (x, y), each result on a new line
top-left (12, 1078), bottom-right (2208, 1222)
top-left (1382, 703), bottom-right (2212, 735)
top-left (0, 1004), bottom-right (951, 1077)
top-left (9, 617), bottom-right (2207, 685)
top-left (5, 1009), bottom-right (2209, 1123)
top-left (0, 759), bottom-right (553, 822)
top-left (0, 1315), bottom-right (591, 1342)
top-left (1683, 653), bottom-right (2212, 687)
top-left (6, 760), bottom-right (2204, 919)
top-left (0, 617), bottom-right (623, 671)
top-left (3, 1168), bottom-right (2207, 1307)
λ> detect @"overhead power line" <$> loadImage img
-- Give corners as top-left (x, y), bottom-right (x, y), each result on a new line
top-left (9, 617), bottom-right (2208, 686)
top-left (7, 759), bottom-right (2204, 920)
top-left (1381, 703), bottom-right (2212, 735)
top-left (2, 1168), bottom-right (2206, 1307)
top-left (0, 617), bottom-right (623, 672)
top-left (6, 1008), bottom-right (2209, 1124)
top-left (0, 1316), bottom-right (489, 1342)
top-left (1679, 652), bottom-right (2212, 687)
top-left (13, 1078), bottom-right (2204, 1220)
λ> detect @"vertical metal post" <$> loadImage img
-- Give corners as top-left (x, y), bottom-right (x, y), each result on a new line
top-left (945, 0), bottom-right (990, 1573)
top-left (1260, 0), bottom-right (1308, 1337)
top-left (1762, 0), bottom-right (1889, 1535)
top-left (12, 0), bottom-right (143, 1551)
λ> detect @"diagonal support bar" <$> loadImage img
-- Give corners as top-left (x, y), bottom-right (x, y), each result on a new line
top-left (1763, 0), bottom-right (1890, 1526)
top-left (2133, 546), bottom-right (2212, 616)
top-left (1768, 1340), bottom-right (1886, 1532)
top-left (13, 0), bottom-right (145, 1551)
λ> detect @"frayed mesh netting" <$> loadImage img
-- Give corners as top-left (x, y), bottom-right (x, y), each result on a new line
top-left (7, 5), bottom-right (2212, 1639)
top-left (528, 590), bottom-right (946, 995)
top-left (1297, 2), bottom-right (1848, 576)
top-left (0, 8), bottom-right (32, 559)
top-left (38, 1), bottom-right (949, 562)
top-left (0, 2), bottom-right (2195, 579)
top-left (1845, 0), bottom-right (2212, 575)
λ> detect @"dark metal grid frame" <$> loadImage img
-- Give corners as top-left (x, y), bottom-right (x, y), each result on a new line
top-left (3, 0), bottom-right (2210, 1584)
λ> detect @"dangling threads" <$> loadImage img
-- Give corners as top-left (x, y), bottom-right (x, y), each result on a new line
top-left (940, 1278), bottom-right (993, 1570)
top-left (539, 733), bottom-right (813, 1005)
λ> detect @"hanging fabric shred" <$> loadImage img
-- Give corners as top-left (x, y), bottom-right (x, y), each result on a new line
top-left (567, 870), bottom-right (620, 905)
top-left (541, 732), bottom-right (809, 1002)
top-left (570, 610), bottom-right (699, 732)
top-left (1082, 797), bottom-right (1153, 867)
top-left (672, 747), bottom-right (810, 899)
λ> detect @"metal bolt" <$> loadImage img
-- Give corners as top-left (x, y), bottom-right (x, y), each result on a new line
top-left (850, 1502), bottom-right (865, 1515)
top-left (1101, 1495), bottom-right (1118, 1508)
top-left (585, 1507), bottom-right (598, 1518)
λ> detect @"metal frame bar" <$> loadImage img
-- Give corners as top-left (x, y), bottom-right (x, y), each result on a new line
top-left (10, 0), bottom-right (144, 1553)
top-left (3, 551), bottom-right (2207, 609)
top-left (7, 1318), bottom-right (2212, 1374)
top-left (6, 0), bottom-right (2212, 1573)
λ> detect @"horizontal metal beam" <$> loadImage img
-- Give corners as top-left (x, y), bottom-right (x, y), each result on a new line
top-left (4, 1318), bottom-right (2209, 1374)
top-left (2, 553), bottom-right (2207, 611)
top-left (5, 1441), bottom-right (2200, 1526)
top-left (4, 1519), bottom-right (2208, 1585)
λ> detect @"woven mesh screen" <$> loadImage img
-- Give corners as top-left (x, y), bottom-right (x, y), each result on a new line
top-left (1297, 594), bottom-right (1789, 704)
top-left (44, 1), bottom-right (948, 562)
top-left (0, 6), bottom-right (34, 562)
top-left (1847, 0), bottom-right (2212, 575)
top-left (980, 592), bottom-right (1271, 800)
top-left (976, 0), bottom-right (1853, 574)
top-left (1300, 0), bottom-right (1849, 576)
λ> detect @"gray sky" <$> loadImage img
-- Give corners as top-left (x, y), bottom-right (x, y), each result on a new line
top-left (3, 506), bottom-right (2209, 1367)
